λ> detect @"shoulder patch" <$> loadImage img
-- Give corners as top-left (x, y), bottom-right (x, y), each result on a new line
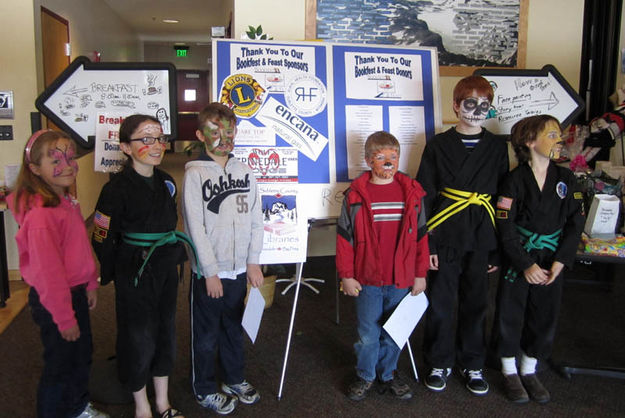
top-left (556, 181), bottom-right (567, 199)
top-left (94, 210), bottom-right (110, 230)
top-left (164, 180), bottom-right (176, 197)
top-left (574, 191), bottom-right (584, 200)
top-left (497, 196), bottom-right (513, 210)
top-left (496, 210), bottom-right (508, 219)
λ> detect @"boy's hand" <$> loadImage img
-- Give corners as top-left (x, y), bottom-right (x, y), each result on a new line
top-left (411, 277), bottom-right (426, 295)
top-left (87, 289), bottom-right (97, 310)
top-left (544, 261), bottom-right (564, 285)
top-left (247, 264), bottom-right (264, 288)
top-left (487, 264), bottom-right (499, 273)
top-left (60, 324), bottom-right (80, 342)
top-left (205, 275), bottom-right (223, 298)
top-left (341, 278), bottom-right (361, 297)
top-left (523, 263), bottom-right (549, 284)
top-left (429, 254), bottom-right (439, 270)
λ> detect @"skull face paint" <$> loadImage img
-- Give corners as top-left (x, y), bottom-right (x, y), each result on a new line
top-left (49, 143), bottom-right (79, 177)
top-left (201, 118), bottom-right (236, 156)
top-left (458, 96), bottom-right (491, 128)
top-left (367, 148), bottom-right (399, 181)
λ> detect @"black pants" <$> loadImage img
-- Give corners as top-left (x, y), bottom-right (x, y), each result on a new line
top-left (493, 271), bottom-right (564, 360)
top-left (191, 273), bottom-right (247, 397)
top-left (114, 264), bottom-right (179, 392)
top-left (423, 246), bottom-right (490, 370)
top-left (29, 286), bottom-right (92, 418)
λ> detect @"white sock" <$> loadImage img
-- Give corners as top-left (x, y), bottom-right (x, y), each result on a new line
top-left (520, 353), bottom-right (537, 376)
top-left (501, 356), bottom-right (517, 375)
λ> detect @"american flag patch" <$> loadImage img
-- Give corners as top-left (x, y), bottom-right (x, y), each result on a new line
top-left (497, 196), bottom-right (513, 210)
top-left (94, 211), bottom-right (111, 230)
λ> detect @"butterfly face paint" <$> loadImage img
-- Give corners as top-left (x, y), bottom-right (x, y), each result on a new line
top-left (459, 96), bottom-right (491, 127)
top-left (201, 118), bottom-right (236, 156)
top-left (367, 148), bottom-right (399, 182)
top-left (49, 143), bottom-right (79, 177)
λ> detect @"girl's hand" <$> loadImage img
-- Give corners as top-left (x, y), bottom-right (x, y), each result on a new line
top-left (487, 264), bottom-right (499, 273)
top-left (544, 261), bottom-right (564, 285)
top-left (87, 289), bottom-right (97, 310)
top-left (60, 324), bottom-right (80, 342)
top-left (205, 275), bottom-right (223, 298)
top-left (411, 277), bottom-right (426, 295)
top-left (523, 264), bottom-right (549, 284)
top-left (246, 264), bottom-right (264, 288)
top-left (341, 278), bottom-right (362, 297)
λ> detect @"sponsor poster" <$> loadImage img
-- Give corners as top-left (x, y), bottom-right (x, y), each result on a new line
top-left (258, 184), bottom-right (308, 264)
top-left (94, 112), bottom-right (126, 172)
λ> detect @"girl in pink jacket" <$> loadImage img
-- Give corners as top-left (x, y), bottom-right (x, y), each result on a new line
top-left (8, 130), bottom-right (108, 418)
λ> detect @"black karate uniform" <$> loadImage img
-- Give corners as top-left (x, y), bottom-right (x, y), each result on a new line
top-left (417, 127), bottom-right (509, 370)
top-left (493, 162), bottom-right (585, 360)
top-left (92, 166), bottom-right (184, 392)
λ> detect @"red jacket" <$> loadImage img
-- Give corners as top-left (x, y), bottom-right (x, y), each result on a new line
top-left (336, 171), bottom-right (429, 288)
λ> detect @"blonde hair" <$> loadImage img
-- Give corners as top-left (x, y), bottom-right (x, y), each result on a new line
top-left (12, 130), bottom-right (75, 211)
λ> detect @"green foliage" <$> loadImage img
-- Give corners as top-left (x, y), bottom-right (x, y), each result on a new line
top-left (246, 25), bottom-right (273, 40)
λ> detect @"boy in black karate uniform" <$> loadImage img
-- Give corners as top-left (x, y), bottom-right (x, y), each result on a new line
top-left (493, 115), bottom-right (585, 404)
top-left (417, 75), bottom-right (509, 395)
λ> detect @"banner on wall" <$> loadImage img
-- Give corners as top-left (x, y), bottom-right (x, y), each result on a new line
top-left (213, 39), bottom-right (442, 223)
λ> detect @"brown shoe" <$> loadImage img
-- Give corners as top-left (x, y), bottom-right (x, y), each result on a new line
top-left (502, 374), bottom-right (529, 404)
top-left (520, 373), bottom-right (550, 403)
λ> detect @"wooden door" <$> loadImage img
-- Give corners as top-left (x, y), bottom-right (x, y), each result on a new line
top-left (176, 70), bottom-right (210, 141)
top-left (41, 7), bottom-right (70, 129)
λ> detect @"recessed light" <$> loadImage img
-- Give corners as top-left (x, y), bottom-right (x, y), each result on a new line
top-left (162, 19), bottom-right (179, 24)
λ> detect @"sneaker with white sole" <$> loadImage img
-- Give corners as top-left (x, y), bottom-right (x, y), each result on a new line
top-left (197, 392), bottom-right (238, 415)
top-left (461, 368), bottom-right (489, 395)
top-left (221, 380), bottom-right (260, 405)
top-left (75, 402), bottom-right (110, 418)
top-left (424, 367), bottom-right (452, 392)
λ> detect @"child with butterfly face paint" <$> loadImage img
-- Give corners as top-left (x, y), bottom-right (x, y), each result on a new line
top-left (8, 130), bottom-right (108, 417)
top-left (183, 103), bottom-right (264, 414)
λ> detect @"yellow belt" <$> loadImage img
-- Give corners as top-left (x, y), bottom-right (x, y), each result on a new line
top-left (426, 187), bottom-right (495, 231)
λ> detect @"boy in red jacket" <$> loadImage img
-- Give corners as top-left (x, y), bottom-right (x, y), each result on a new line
top-left (336, 131), bottom-right (429, 401)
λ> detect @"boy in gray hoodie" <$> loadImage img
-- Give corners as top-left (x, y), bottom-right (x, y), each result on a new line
top-left (183, 102), bottom-right (264, 415)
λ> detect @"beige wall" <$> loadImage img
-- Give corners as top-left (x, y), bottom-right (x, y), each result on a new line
top-left (233, 0), bottom-right (306, 40)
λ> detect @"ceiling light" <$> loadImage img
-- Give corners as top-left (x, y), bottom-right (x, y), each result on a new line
top-left (162, 19), bottom-right (179, 24)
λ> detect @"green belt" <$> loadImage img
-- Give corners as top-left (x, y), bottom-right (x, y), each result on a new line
top-left (123, 231), bottom-right (201, 286)
top-left (504, 226), bottom-right (561, 283)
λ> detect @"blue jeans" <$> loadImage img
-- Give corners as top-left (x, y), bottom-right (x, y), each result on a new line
top-left (355, 284), bottom-right (409, 382)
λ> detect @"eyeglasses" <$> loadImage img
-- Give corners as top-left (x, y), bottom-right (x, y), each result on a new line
top-left (129, 135), bottom-right (171, 145)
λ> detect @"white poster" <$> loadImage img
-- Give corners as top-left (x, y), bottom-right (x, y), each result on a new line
top-left (94, 113), bottom-right (126, 172)
top-left (388, 106), bottom-right (427, 178)
top-left (345, 52), bottom-right (424, 101)
top-left (345, 105), bottom-right (384, 179)
top-left (234, 147), bottom-right (298, 183)
top-left (258, 184), bottom-right (308, 264)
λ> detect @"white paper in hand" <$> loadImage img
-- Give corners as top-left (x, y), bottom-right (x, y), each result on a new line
top-left (242, 287), bottom-right (265, 343)
top-left (383, 292), bottom-right (429, 349)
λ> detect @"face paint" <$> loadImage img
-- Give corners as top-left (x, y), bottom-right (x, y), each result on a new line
top-left (49, 143), bottom-right (79, 177)
top-left (125, 121), bottom-right (166, 170)
top-left (367, 148), bottom-right (398, 181)
top-left (459, 96), bottom-right (491, 127)
top-left (202, 118), bottom-right (236, 156)
top-left (531, 120), bottom-right (563, 160)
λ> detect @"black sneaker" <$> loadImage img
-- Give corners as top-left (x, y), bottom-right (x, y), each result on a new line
top-left (424, 367), bottom-right (452, 392)
top-left (461, 369), bottom-right (489, 395)
top-left (379, 372), bottom-right (413, 400)
top-left (347, 377), bottom-right (374, 401)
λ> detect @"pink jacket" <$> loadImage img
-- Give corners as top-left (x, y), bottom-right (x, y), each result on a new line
top-left (8, 193), bottom-right (98, 331)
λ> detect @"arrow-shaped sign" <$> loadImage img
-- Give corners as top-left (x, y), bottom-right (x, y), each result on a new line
top-left (475, 65), bottom-right (584, 135)
top-left (35, 56), bottom-right (177, 149)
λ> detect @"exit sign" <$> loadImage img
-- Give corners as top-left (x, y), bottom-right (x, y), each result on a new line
top-left (174, 45), bottom-right (189, 57)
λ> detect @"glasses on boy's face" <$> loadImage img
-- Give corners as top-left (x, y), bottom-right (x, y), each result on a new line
top-left (129, 135), bottom-right (171, 145)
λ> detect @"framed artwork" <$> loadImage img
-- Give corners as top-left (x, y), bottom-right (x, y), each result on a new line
top-left (305, 0), bottom-right (528, 77)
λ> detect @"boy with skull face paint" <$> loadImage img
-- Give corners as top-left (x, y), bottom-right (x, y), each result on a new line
top-left (416, 75), bottom-right (509, 396)
top-left (182, 103), bottom-right (264, 415)
top-left (337, 131), bottom-right (429, 401)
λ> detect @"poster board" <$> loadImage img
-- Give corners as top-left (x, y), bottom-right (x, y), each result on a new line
top-left (213, 39), bottom-right (441, 220)
top-left (35, 56), bottom-right (177, 149)
top-left (476, 65), bottom-right (584, 135)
